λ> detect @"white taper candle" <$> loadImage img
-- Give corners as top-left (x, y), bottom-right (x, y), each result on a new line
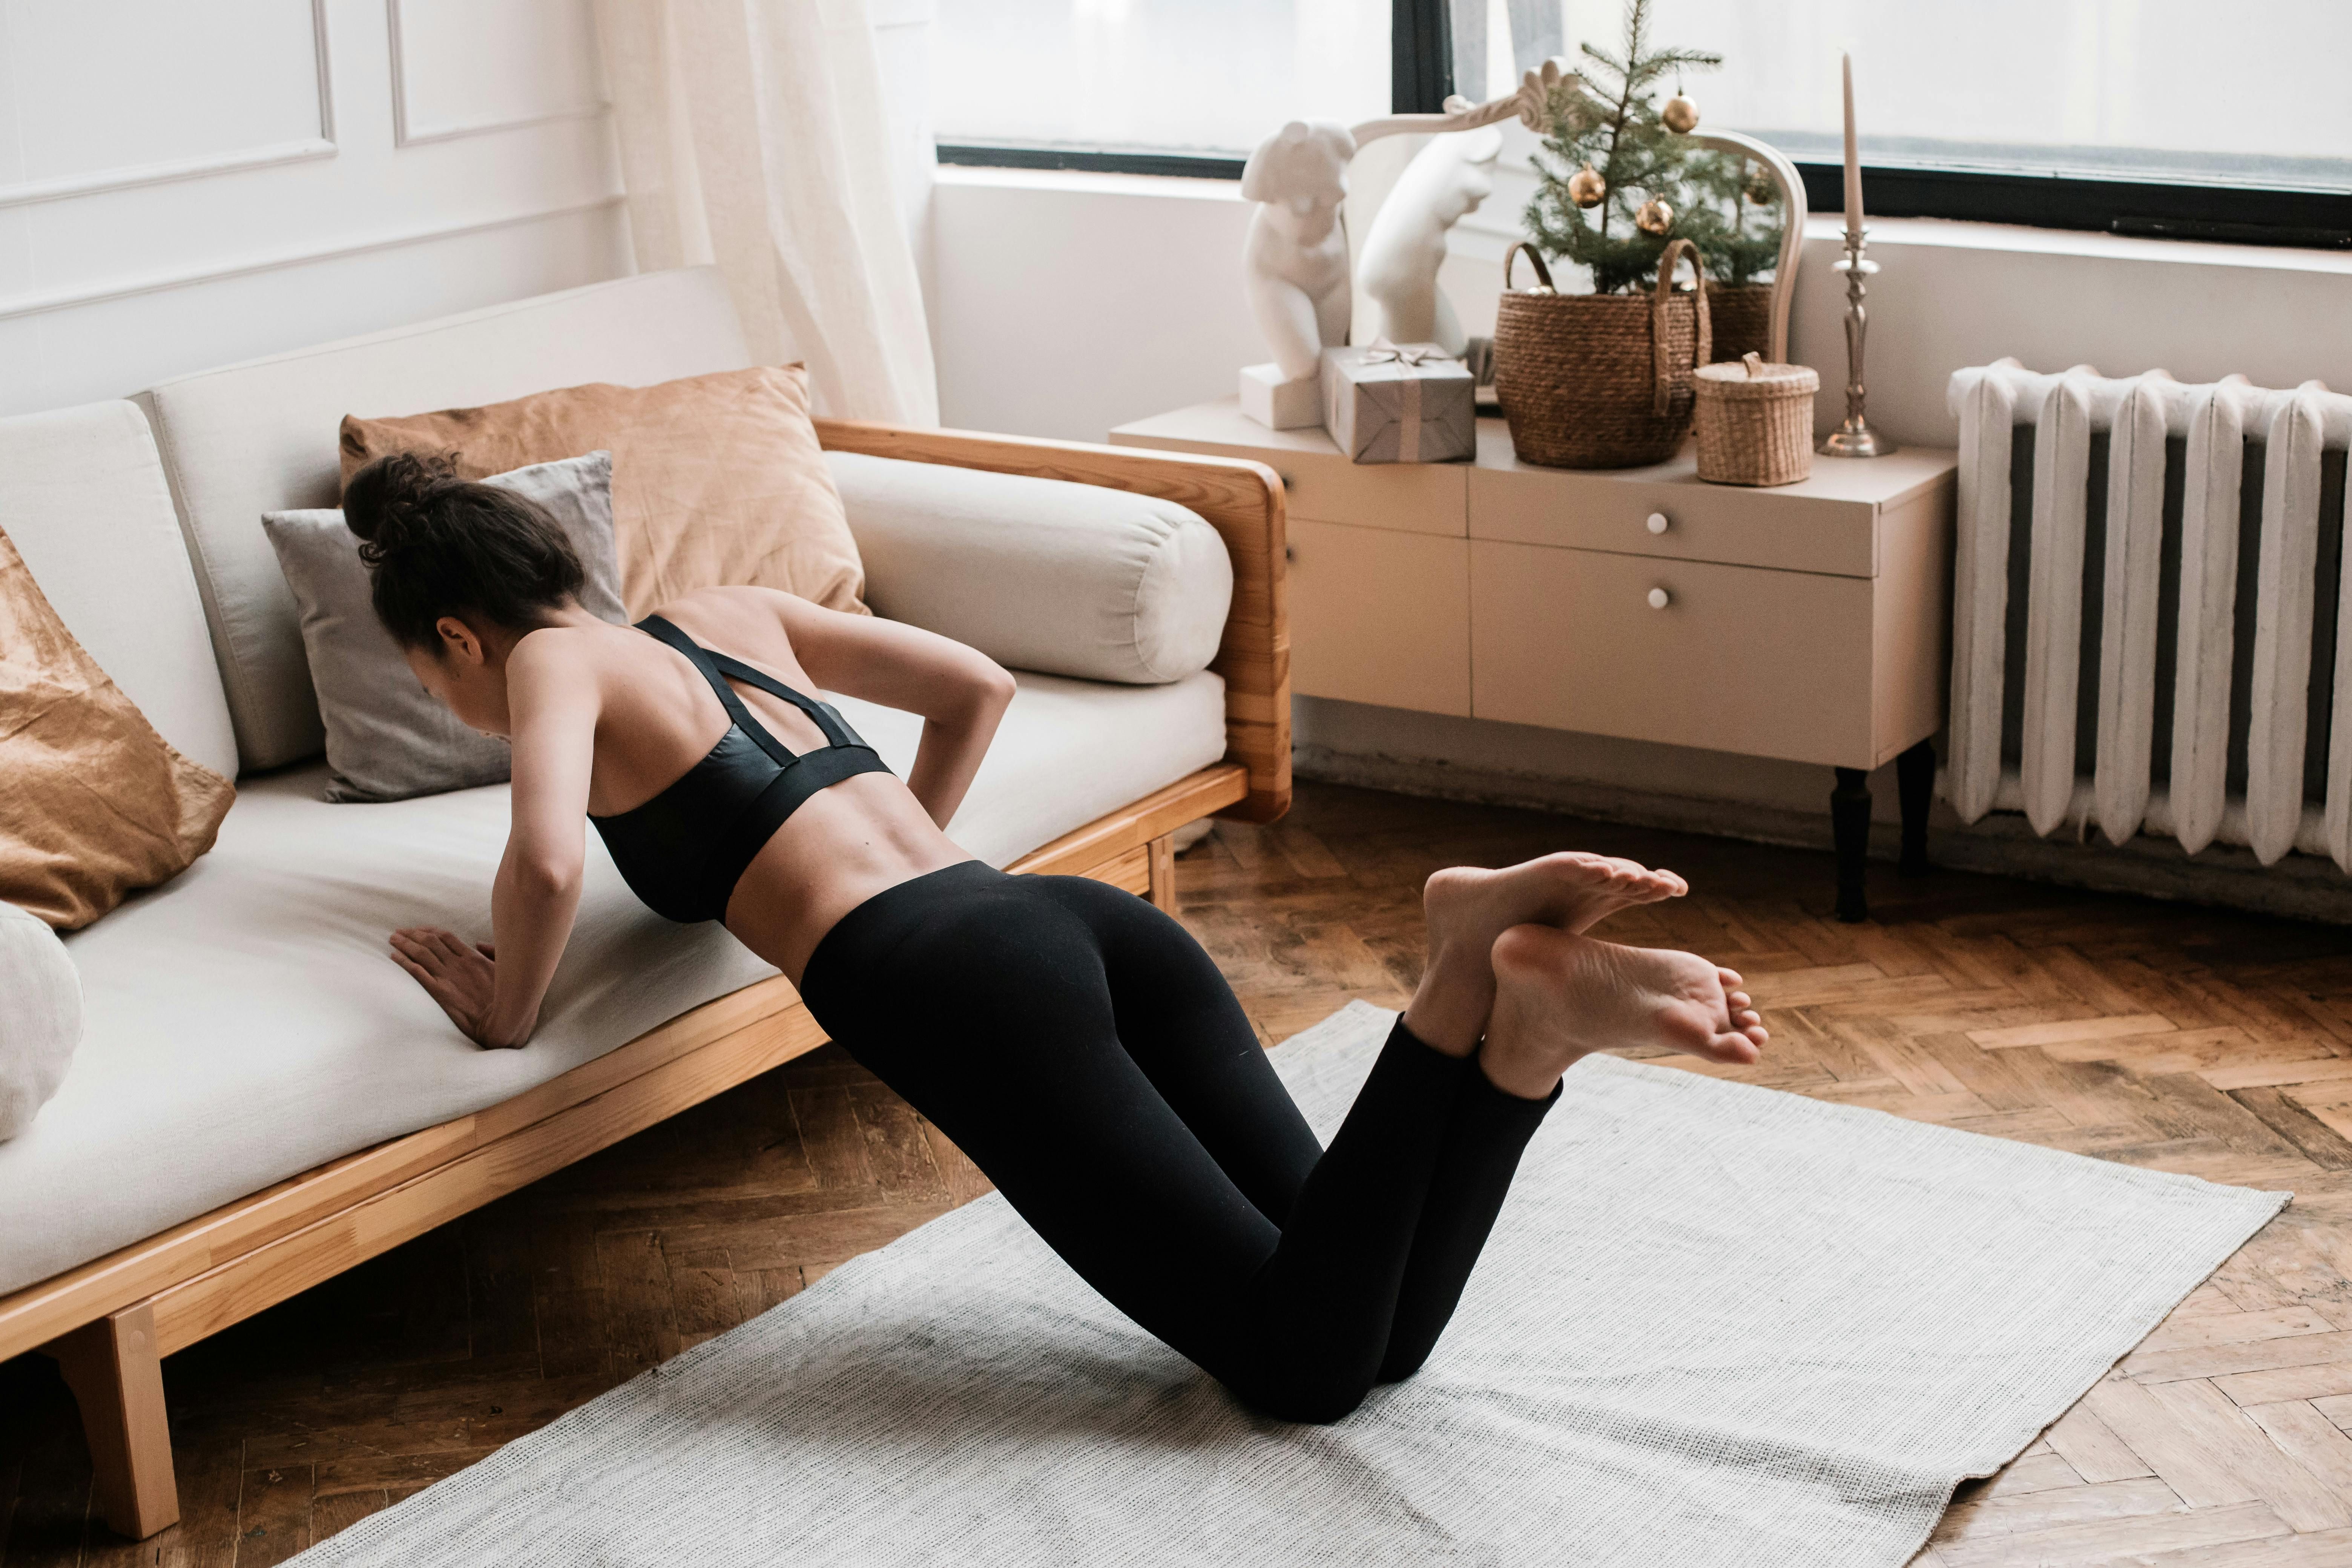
top-left (1842, 52), bottom-right (1864, 239)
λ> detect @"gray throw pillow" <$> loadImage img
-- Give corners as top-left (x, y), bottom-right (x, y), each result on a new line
top-left (263, 451), bottom-right (628, 802)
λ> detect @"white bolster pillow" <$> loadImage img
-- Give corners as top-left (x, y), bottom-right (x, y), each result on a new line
top-left (0, 902), bottom-right (80, 1140)
top-left (825, 452), bottom-right (1232, 685)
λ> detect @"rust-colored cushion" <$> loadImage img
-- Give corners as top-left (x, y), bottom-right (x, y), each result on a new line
top-left (338, 365), bottom-right (865, 617)
top-left (0, 525), bottom-right (235, 930)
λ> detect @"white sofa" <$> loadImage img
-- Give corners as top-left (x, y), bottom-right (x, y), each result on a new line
top-left (0, 267), bottom-right (1288, 1540)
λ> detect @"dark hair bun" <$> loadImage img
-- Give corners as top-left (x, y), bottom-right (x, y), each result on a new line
top-left (343, 449), bottom-right (458, 563)
top-left (341, 450), bottom-right (587, 649)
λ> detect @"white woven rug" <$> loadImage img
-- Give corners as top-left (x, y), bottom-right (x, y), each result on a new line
top-left (293, 1000), bottom-right (2286, 1568)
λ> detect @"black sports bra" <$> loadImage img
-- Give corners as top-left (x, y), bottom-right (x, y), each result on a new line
top-left (589, 615), bottom-right (893, 924)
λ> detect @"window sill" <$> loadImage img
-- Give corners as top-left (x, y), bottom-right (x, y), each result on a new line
top-left (936, 163), bottom-right (2352, 280)
top-left (1840, 214), bottom-right (2352, 276)
top-left (933, 164), bottom-right (1241, 203)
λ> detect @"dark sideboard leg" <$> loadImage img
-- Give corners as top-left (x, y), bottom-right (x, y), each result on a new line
top-left (1897, 739), bottom-right (1936, 876)
top-left (1832, 767), bottom-right (1871, 924)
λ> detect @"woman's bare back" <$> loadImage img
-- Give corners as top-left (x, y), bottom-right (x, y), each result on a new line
top-left (513, 585), bottom-right (1006, 985)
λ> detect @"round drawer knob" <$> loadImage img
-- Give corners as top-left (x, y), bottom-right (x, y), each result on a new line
top-left (1647, 587), bottom-right (1672, 610)
top-left (1645, 511), bottom-right (1671, 535)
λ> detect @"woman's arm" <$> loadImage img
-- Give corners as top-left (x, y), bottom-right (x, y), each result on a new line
top-left (390, 635), bottom-right (598, 1048)
top-left (772, 593), bottom-right (1015, 828)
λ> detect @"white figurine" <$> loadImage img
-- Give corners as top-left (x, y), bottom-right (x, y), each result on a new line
top-left (1356, 127), bottom-right (1503, 356)
top-left (1237, 120), bottom-right (1355, 429)
top-left (1235, 61), bottom-right (1580, 429)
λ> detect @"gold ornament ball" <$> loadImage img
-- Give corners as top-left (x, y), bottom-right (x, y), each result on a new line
top-left (1635, 197), bottom-right (1674, 235)
top-left (1566, 165), bottom-right (1606, 208)
top-left (1662, 94), bottom-right (1700, 133)
top-left (1745, 169), bottom-right (1777, 205)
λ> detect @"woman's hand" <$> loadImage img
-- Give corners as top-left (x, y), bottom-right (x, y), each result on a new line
top-left (390, 927), bottom-right (528, 1049)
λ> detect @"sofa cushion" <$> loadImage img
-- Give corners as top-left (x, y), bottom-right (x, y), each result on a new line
top-left (0, 523), bottom-right (236, 930)
top-left (341, 366), bottom-right (866, 621)
top-left (264, 453), bottom-right (631, 803)
top-left (836, 669), bottom-right (1227, 866)
top-left (0, 402), bottom-right (238, 780)
top-left (0, 669), bottom-right (1225, 1295)
top-left (139, 268), bottom-right (753, 773)
top-left (0, 901), bottom-right (79, 1141)
top-left (830, 453), bottom-right (1232, 684)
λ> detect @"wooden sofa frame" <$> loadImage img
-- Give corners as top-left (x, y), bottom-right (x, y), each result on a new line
top-left (1, 423), bottom-right (1290, 1542)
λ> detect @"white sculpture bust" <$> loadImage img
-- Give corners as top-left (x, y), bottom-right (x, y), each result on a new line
top-left (1356, 127), bottom-right (1503, 356)
top-left (1237, 120), bottom-right (1356, 427)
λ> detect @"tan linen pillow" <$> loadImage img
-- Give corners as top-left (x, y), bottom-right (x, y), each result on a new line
top-left (338, 365), bottom-right (866, 618)
top-left (0, 525), bottom-right (235, 930)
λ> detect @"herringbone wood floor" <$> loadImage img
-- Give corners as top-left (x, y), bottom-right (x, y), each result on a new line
top-left (8, 781), bottom-right (2352, 1566)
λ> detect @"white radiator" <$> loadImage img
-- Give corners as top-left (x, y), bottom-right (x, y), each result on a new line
top-left (1947, 359), bottom-right (2352, 870)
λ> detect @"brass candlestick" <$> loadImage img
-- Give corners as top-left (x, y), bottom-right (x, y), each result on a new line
top-left (1819, 226), bottom-right (1895, 458)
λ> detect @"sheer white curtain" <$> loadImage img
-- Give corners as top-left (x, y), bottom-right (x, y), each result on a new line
top-left (594, 0), bottom-right (940, 427)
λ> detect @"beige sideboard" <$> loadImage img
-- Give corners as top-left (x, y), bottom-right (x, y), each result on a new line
top-left (1110, 398), bottom-right (1960, 921)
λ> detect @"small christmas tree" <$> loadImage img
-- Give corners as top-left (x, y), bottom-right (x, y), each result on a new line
top-left (1523, 0), bottom-right (1783, 295)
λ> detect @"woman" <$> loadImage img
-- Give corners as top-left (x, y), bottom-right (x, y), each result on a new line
top-left (356, 453), bottom-right (1768, 1423)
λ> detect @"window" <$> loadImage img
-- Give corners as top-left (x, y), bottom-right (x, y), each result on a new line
top-left (937, 0), bottom-right (2352, 245)
top-left (1544, 1), bottom-right (2352, 193)
top-left (932, 0), bottom-right (1391, 165)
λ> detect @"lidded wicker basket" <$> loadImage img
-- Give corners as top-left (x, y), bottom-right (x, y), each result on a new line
top-left (1693, 351), bottom-right (1820, 486)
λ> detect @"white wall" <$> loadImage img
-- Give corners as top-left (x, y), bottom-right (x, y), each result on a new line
top-left (936, 162), bottom-right (2352, 450)
top-left (0, 0), bottom-right (628, 418)
top-left (931, 158), bottom-right (2352, 915)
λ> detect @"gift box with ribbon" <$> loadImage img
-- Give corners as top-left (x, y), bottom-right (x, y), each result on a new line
top-left (1319, 342), bottom-right (1476, 464)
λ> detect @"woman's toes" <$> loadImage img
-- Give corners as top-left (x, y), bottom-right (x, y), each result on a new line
top-left (1712, 1031), bottom-right (1762, 1064)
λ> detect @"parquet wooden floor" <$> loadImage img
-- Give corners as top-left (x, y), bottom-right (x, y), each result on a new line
top-left (8, 781), bottom-right (2352, 1565)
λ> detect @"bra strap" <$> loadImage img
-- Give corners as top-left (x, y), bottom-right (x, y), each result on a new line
top-left (702, 651), bottom-right (866, 750)
top-left (707, 744), bottom-right (893, 894)
top-left (636, 615), bottom-right (800, 767)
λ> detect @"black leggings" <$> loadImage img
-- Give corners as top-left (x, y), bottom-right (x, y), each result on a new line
top-left (798, 861), bottom-right (1554, 1423)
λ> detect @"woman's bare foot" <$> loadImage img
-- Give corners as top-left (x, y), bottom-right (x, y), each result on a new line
top-left (1479, 924), bottom-right (1768, 1100)
top-left (1404, 854), bottom-right (1688, 1057)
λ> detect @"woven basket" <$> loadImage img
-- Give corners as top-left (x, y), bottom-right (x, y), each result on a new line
top-left (1707, 282), bottom-right (1773, 366)
top-left (1493, 237), bottom-right (1713, 469)
top-left (1694, 351), bottom-right (1820, 486)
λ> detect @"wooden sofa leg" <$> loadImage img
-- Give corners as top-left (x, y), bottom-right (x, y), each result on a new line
top-left (1147, 833), bottom-right (1178, 914)
top-left (48, 1301), bottom-right (180, 1540)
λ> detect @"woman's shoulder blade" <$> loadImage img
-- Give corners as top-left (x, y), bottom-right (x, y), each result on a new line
top-left (651, 584), bottom-right (794, 623)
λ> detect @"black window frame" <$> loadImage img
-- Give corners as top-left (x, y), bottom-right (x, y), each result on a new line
top-left (935, 0), bottom-right (2352, 251)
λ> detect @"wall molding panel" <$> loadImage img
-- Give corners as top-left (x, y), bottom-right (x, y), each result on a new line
top-left (0, 0), bottom-right (630, 418)
top-left (0, 195), bottom-right (624, 322)
top-left (0, 0), bottom-right (337, 211)
top-left (385, 0), bottom-right (608, 147)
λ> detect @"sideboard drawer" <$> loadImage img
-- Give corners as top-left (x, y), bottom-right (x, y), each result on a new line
top-left (1472, 465), bottom-right (1879, 576)
top-left (1109, 402), bottom-right (1467, 536)
top-left (1470, 427), bottom-right (1959, 578)
top-left (1277, 451), bottom-right (1467, 536)
top-left (1470, 541), bottom-right (1876, 767)
top-left (1292, 519), bottom-right (1470, 715)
